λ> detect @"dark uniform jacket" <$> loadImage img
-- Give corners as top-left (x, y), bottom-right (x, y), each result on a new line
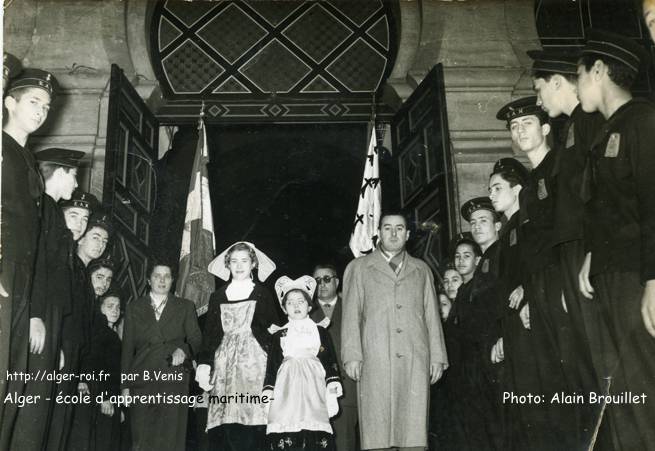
top-left (30, 194), bottom-right (74, 320)
top-left (583, 98), bottom-right (655, 282)
top-left (552, 105), bottom-right (604, 246)
top-left (198, 283), bottom-right (281, 367)
top-left (1, 132), bottom-right (42, 269)
top-left (82, 316), bottom-right (121, 397)
top-left (479, 240), bottom-right (500, 279)
top-left (519, 148), bottom-right (559, 275)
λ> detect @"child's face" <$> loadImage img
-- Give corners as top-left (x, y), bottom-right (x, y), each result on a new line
top-left (284, 291), bottom-right (310, 320)
top-left (100, 296), bottom-right (121, 325)
top-left (229, 250), bottom-right (254, 281)
top-left (5, 88), bottom-right (51, 134)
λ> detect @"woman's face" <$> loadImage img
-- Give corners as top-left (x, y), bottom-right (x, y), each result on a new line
top-left (100, 296), bottom-right (121, 325)
top-left (149, 265), bottom-right (173, 295)
top-left (228, 249), bottom-right (255, 281)
top-left (284, 290), bottom-right (310, 320)
top-left (443, 269), bottom-right (463, 300)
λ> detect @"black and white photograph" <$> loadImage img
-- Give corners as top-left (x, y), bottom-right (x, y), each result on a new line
top-left (1, 0), bottom-right (655, 450)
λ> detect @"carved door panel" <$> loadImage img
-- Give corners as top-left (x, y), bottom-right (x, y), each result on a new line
top-left (103, 64), bottom-right (158, 304)
top-left (391, 64), bottom-right (455, 276)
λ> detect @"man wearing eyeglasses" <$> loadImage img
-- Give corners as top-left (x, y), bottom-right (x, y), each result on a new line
top-left (342, 211), bottom-right (447, 451)
top-left (310, 264), bottom-right (358, 451)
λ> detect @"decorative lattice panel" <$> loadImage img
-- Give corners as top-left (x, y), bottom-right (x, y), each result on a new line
top-left (150, 0), bottom-right (397, 122)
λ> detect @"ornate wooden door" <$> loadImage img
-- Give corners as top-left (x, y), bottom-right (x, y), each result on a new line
top-left (391, 64), bottom-right (455, 278)
top-left (103, 64), bottom-right (159, 304)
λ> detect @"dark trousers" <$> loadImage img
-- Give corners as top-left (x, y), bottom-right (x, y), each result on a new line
top-left (10, 305), bottom-right (63, 451)
top-left (558, 241), bottom-right (615, 450)
top-left (0, 263), bottom-right (33, 451)
top-left (523, 266), bottom-right (580, 450)
top-left (46, 342), bottom-right (80, 451)
top-left (592, 272), bottom-right (655, 451)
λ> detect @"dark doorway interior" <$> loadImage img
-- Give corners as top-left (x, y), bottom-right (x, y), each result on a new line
top-left (152, 123), bottom-right (399, 283)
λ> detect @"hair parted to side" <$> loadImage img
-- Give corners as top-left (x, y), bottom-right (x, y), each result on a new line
top-left (224, 242), bottom-right (259, 269)
top-left (453, 237), bottom-right (483, 259)
top-left (578, 54), bottom-right (637, 90)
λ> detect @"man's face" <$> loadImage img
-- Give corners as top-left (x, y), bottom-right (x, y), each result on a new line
top-left (469, 209), bottom-right (500, 248)
top-left (509, 115), bottom-right (547, 153)
top-left (378, 215), bottom-right (410, 254)
top-left (54, 167), bottom-right (78, 201)
top-left (313, 267), bottom-right (339, 301)
top-left (4, 88), bottom-right (50, 134)
top-left (63, 207), bottom-right (90, 241)
top-left (489, 174), bottom-right (519, 214)
top-left (576, 64), bottom-right (601, 113)
top-left (78, 226), bottom-right (109, 261)
top-left (454, 243), bottom-right (480, 279)
top-left (644, 0), bottom-right (655, 43)
top-left (533, 76), bottom-right (570, 118)
top-left (91, 267), bottom-right (113, 297)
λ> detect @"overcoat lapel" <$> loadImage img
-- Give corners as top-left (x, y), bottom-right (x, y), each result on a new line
top-left (157, 296), bottom-right (179, 328)
top-left (368, 249), bottom-right (398, 281)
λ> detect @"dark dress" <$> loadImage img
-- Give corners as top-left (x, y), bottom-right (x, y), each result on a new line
top-left (199, 283), bottom-right (281, 451)
top-left (10, 194), bottom-right (73, 451)
top-left (0, 132), bottom-right (43, 451)
top-left (263, 323), bottom-right (341, 451)
top-left (121, 295), bottom-right (202, 451)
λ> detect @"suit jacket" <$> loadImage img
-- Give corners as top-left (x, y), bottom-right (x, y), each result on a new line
top-left (311, 296), bottom-right (357, 407)
top-left (121, 295), bottom-right (202, 390)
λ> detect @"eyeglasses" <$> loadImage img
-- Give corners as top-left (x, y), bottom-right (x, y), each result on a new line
top-left (315, 275), bottom-right (337, 285)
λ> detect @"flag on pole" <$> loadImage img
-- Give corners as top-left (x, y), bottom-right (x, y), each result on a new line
top-left (176, 117), bottom-right (216, 315)
top-left (349, 126), bottom-right (381, 257)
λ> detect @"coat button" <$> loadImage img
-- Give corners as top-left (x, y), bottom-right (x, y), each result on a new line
top-left (396, 304), bottom-right (402, 309)
top-left (396, 352), bottom-right (403, 358)
top-left (396, 328), bottom-right (402, 333)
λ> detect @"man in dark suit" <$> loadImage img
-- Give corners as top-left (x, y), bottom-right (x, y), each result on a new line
top-left (311, 263), bottom-right (358, 451)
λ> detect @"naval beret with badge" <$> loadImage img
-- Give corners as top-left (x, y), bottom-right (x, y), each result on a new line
top-left (527, 49), bottom-right (579, 76)
top-left (87, 211), bottom-right (113, 237)
top-left (34, 148), bottom-right (85, 167)
top-left (581, 28), bottom-right (649, 74)
top-left (60, 189), bottom-right (98, 211)
top-left (491, 157), bottom-right (530, 187)
top-left (3, 53), bottom-right (22, 83)
top-left (7, 68), bottom-right (58, 96)
top-left (460, 197), bottom-right (499, 222)
top-left (496, 96), bottom-right (548, 124)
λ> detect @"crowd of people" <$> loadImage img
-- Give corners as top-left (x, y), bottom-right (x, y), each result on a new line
top-left (2, 9), bottom-right (655, 451)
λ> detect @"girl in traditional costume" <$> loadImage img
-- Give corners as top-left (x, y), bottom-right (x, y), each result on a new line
top-left (263, 276), bottom-right (342, 451)
top-left (197, 242), bottom-right (281, 451)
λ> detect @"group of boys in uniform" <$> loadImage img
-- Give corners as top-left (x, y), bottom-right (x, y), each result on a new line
top-left (445, 28), bottom-right (655, 451)
top-left (1, 55), bottom-right (117, 451)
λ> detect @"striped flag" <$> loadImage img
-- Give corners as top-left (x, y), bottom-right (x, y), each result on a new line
top-left (176, 118), bottom-right (216, 315)
top-left (349, 126), bottom-right (381, 257)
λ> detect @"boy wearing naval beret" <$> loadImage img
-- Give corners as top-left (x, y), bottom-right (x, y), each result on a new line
top-left (8, 149), bottom-right (84, 451)
top-left (576, 28), bottom-right (655, 450)
top-left (0, 69), bottom-right (58, 450)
